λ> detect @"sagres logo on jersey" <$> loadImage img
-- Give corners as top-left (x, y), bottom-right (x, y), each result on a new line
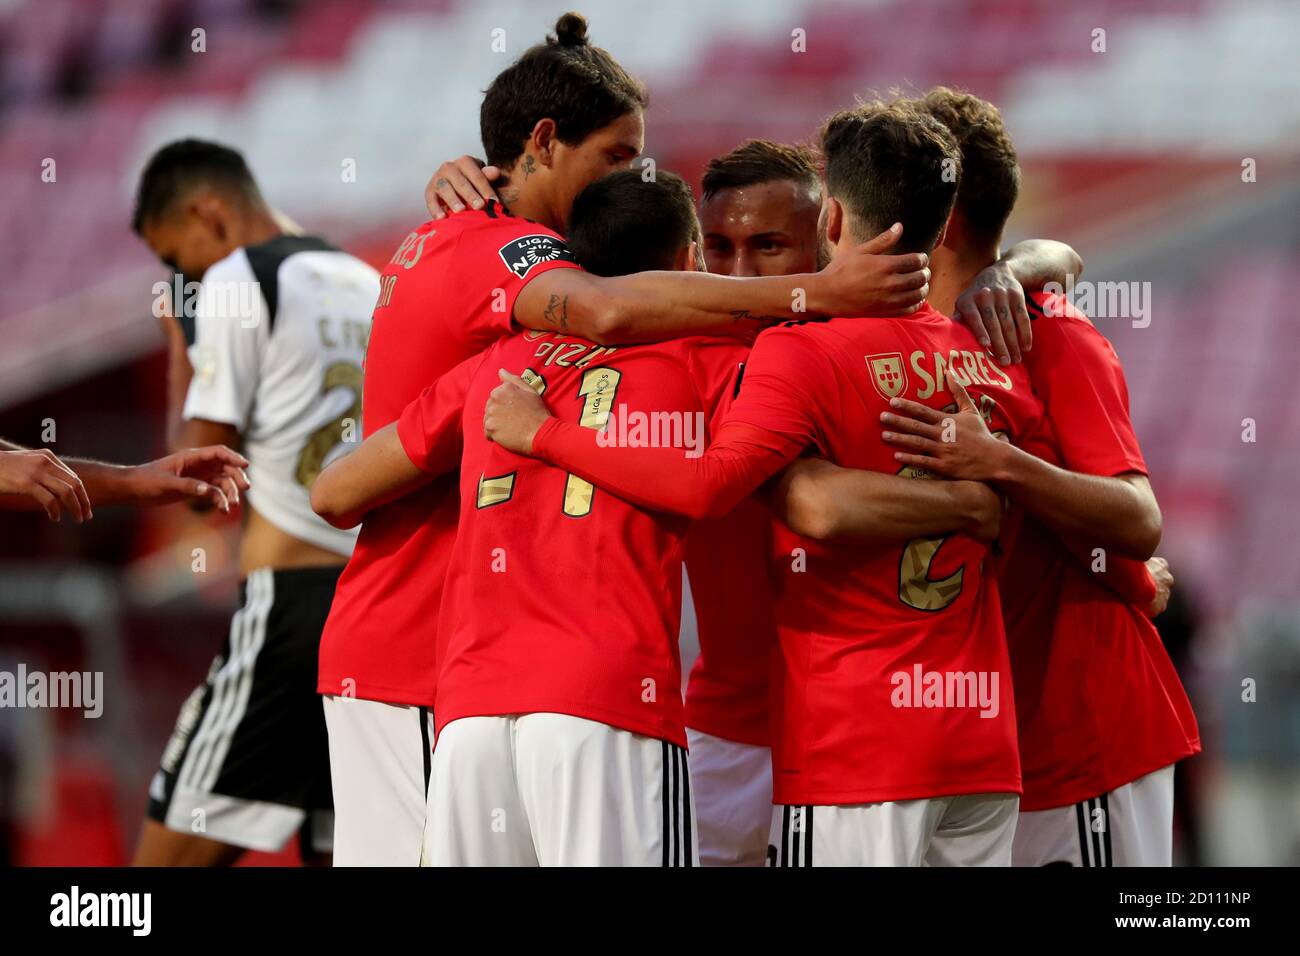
top-left (498, 235), bottom-right (576, 279)
top-left (866, 352), bottom-right (908, 400)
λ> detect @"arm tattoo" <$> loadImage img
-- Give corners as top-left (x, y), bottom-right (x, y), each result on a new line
top-left (544, 293), bottom-right (570, 332)
top-left (729, 309), bottom-right (785, 324)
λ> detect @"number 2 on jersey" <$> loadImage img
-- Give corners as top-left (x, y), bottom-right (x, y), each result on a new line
top-left (295, 362), bottom-right (363, 488)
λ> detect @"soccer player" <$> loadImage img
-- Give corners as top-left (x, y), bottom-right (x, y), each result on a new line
top-left (314, 167), bottom-right (993, 865)
top-left (485, 104), bottom-right (1049, 866)
top-left (677, 140), bottom-right (1085, 866)
top-left (131, 139), bottom-right (380, 865)
top-left (869, 89), bottom-right (1200, 866)
top-left (315, 12), bottom-right (932, 865)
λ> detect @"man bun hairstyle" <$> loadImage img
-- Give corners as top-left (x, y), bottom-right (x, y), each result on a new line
top-left (909, 86), bottom-right (1020, 245)
top-left (553, 11), bottom-right (589, 46)
top-left (132, 138), bottom-right (265, 235)
top-left (701, 139), bottom-right (821, 202)
top-left (820, 101), bottom-right (961, 255)
top-left (566, 170), bottom-right (700, 277)
top-left (480, 12), bottom-right (647, 169)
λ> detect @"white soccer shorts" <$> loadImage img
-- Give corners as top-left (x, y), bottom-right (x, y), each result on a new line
top-left (769, 792), bottom-right (1019, 866)
top-left (423, 713), bottom-right (697, 866)
top-left (322, 695), bottom-right (433, 866)
top-left (686, 727), bottom-right (771, 867)
top-left (1012, 764), bottom-right (1175, 867)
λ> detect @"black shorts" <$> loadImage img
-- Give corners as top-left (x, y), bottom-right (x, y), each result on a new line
top-left (146, 566), bottom-right (339, 854)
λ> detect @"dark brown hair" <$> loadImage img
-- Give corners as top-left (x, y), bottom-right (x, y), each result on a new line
top-left (480, 12), bottom-right (647, 169)
top-left (820, 102), bottom-right (960, 254)
top-left (566, 170), bottom-right (699, 276)
top-left (701, 139), bottom-right (821, 201)
top-left (909, 86), bottom-right (1020, 244)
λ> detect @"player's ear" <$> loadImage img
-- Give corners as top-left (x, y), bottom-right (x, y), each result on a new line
top-left (530, 118), bottom-right (558, 167)
top-left (935, 210), bottom-right (955, 250)
top-left (190, 194), bottom-right (226, 241)
top-left (824, 196), bottom-right (844, 246)
top-left (674, 240), bottom-right (702, 273)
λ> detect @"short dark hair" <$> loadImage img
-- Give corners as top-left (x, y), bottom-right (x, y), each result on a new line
top-left (909, 86), bottom-right (1020, 244)
top-left (820, 102), bottom-right (961, 255)
top-left (566, 170), bottom-right (699, 276)
top-left (480, 12), bottom-right (647, 169)
top-left (131, 138), bottom-right (264, 234)
top-left (701, 139), bottom-right (821, 201)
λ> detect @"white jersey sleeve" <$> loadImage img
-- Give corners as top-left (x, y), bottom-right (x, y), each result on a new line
top-left (184, 250), bottom-right (267, 429)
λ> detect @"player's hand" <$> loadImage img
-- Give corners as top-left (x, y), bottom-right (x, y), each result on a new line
top-left (484, 370), bottom-right (549, 455)
top-left (1146, 556), bottom-right (1174, 618)
top-left (953, 259), bottom-right (1032, 365)
top-left (812, 223), bottom-right (930, 317)
top-left (0, 448), bottom-right (92, 522)
top-left (880, 370), bottom-right (1006, 481)
top-left (125, 446), bottom-right (251, 512)
top-left (425, 156), bottom-right (502, 219)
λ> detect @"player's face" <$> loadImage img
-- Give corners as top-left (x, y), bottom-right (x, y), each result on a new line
top-left (552, 110), bottom-right (645, 229)
top-left (700, 180), bottom-right (822, 277)
top-left (140, 212), bottom-right (235, 283)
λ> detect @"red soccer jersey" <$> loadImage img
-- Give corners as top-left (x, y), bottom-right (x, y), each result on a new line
top-left (680, 330), bottom-right (779, 749)
top-left (533, 305), bottom-right (1046, 804)
top-left (317, 202), bottom-right (580, 705)
top-left (398, 330), bottom-right (751, 745)
top-left (999, 292), bottom-right (1200, 811)
top-left (682, 502), bottom-right (778, 748)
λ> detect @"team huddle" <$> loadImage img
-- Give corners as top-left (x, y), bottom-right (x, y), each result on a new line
top-left (8, 11), bottom-right (1198, 867)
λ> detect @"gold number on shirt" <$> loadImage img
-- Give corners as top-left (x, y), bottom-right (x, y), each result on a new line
top-left (896, 464), bottom-right (965, 611)
top-left (475, 369), bottom-right (547, 508)
top-left (562, 367), bottom-right (622, 517)
top-left (473, 366), bottom-right (623, 516)
top-left (295, 362), bottom-right (363, 488)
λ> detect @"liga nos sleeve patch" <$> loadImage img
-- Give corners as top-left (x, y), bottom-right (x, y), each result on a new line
top-left (498, 234), bottom-right (576, 279)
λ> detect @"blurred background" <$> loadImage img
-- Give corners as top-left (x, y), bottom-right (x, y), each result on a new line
top-left (1, 0), bottom-right (1298, 865)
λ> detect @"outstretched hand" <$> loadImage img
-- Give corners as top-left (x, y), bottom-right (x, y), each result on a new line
top-left (130, 445), bottom-right (251, 512)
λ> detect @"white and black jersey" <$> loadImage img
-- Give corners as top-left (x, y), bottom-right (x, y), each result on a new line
top-left (184, 234), bottom-right (379, 555)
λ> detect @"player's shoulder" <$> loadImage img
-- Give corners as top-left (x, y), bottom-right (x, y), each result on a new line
top-left (442, 201), bottom-right (576, 280)
top-left (1027, 290), bottom-right (1119, 359)
top-left (201, 245), bottom-right (256, 286)
top-left (1028, 290), bottom-right (1101, 335)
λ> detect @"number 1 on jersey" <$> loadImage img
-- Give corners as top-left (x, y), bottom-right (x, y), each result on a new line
top-left (563, 367), bottom-right (622, 517)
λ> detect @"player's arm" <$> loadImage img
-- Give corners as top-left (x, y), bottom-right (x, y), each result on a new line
top-left (310, 424), bottom-right (426, 529)
top-left (514, 225), bottom-right (929, 346)
top-left (485, 330), bottom-right (825, 518)
top-left (485, 371), bottom-right (797, 518)
top-left (311, 354), bottom-right (478, 529)
top-left (881, 370), bottom-right (1160, 560)
top-left (767, 456), bottom-right (1002, 543)
top-left (953, 239), bottom-right (1084, 365)
top-left (0, 439), bottom-right (248, 518)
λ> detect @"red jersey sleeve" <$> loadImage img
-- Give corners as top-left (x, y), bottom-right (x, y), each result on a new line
top-left (451, 206), bottom-right (582, 340)
top-left (1025, 294), bottom-right (1147, 477)
top-left (396, 347), bottom-right (489, 474)
top-left (531, 328), bottom-right (823, 518)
